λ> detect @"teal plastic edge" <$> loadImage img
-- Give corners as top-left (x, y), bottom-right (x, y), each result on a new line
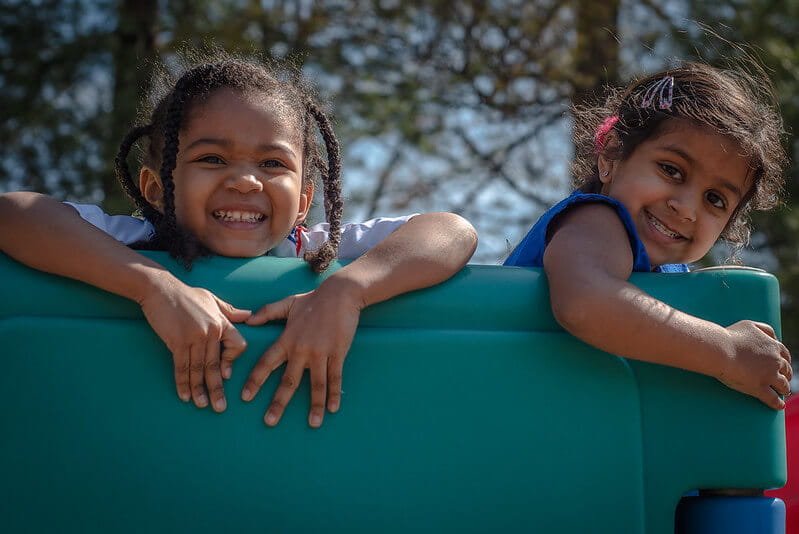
top-left (0, 252), bottom-right (783, 333)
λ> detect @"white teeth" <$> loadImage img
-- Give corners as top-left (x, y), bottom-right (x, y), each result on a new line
top-left (647, 213), bottom-right (682, 239)
top-left (213, 210), bottom-right (265, 223)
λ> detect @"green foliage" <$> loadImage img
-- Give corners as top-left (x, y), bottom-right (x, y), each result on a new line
top-left (0, 0), bottom-right (114, 199)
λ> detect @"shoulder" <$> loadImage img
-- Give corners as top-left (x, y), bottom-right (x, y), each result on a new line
top-left (64, 202), bottom-right (155, 245)
top-left (505, 191), bottom-right (629, 267)
top-left (548, 200), bottom-right (627, 242)
top-left (543, 201), bottom-right (635, 283)
top-left (269, 214), bottom-right (417, 259)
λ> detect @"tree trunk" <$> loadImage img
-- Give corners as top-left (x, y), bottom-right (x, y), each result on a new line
top-left (102, 0), bottom-right (158, 214)
top-left (572, 0), bottom-right (620, 107)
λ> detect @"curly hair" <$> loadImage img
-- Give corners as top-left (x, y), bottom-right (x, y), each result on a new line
top-left (114, 52), bottom-right (343, 272)
top-left (571, 61), bottom-right (786, 249)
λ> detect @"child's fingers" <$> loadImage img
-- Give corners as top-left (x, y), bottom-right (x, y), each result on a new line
top-left (214, 296), bottom-right (251, 323)
top-left (219, 323), bottom-right (248, 380)
top-left (241, 342), bottom-right (288, 401)
top-left (773, 375), bottom-right (792, 397)
top-left (781, 344), bottom-right (793, 366)
top-left (760, 387), bottom-right (786, 410)
top-left (265, 359), bottom-right (304, 426)
top-left (752, 321), bottom-right (778, 340)
top-left (327, 355), bottom-right (344, 413)
top-left (204, 340), bottom-right (226, 413)
top-left (246, 297), bottom-right (293, 326)
top-left (173, 349), bottom-right (192, 402)
top-left (309, 358), bottom-right (327, 428)
top-left (189, 344), bottom-right (209, 408)
top-left (780, 355), bottom-right (793, 382)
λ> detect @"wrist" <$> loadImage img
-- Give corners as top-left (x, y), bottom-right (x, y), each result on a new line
top-left (130, 264), bottom-right (184, 306)
top-left (713, 327), bottom-right (738, 381)
top-left (319, 270), bottom-right (370, 311)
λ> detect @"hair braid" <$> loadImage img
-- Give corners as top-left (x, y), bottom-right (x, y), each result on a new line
top-left (303, 101), bottom-right (343, 273)
top-left (159, 85), bottom-right (185, 238)
top-left (114, 124), bottom-right (162, 225)
top-left (153, 79), bottom-right (213, 267)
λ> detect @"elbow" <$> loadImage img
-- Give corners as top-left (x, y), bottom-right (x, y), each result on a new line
top-left (0, 191), bottom-right (35, 224)
top-left (0, 191), bottom-right (45, 213)
top-left (431, 212), bottom-right (478, 259)
top-left (549, 289), bottom-right (593, 336)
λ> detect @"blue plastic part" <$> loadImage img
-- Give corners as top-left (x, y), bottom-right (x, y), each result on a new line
top-left (675, 496), bottom-right (785, 534)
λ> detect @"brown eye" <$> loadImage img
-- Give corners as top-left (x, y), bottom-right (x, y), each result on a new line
top-left (198, 155), bottom-right (225, 164)
top-left (659, 163), bottom-right (683, 181)
top-left (260, 159), bottom-right (284, 168)
top-left (706, 191), bottom-right (726, 209)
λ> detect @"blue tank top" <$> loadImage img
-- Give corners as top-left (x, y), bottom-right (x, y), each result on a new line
top-left (504, 191), bottom-right (689, 273)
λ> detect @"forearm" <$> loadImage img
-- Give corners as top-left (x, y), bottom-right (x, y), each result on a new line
top-left (0, 192), bottom-right (173, 303)
top-left (551, 273), bottom-right (730, 378)
top-left (322, 212), bottom-right (477, 308)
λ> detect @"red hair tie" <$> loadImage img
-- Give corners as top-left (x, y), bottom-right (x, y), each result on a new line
top-left (594, 115), bottom-right (619, 153)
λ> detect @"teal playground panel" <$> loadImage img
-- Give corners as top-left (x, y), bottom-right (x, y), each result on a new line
top-left (0, 252), bottom-right (786, 533)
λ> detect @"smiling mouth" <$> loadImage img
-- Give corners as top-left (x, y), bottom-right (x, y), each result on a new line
top-left (646, 211), bottom-right (685, 240)
top-left (212, 210), bottom-right (265, 223)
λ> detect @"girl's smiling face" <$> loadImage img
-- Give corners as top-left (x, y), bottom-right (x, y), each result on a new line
top-left (598, 120), bottom-right (752, 267)
top-left (141, 88), bottom-right (311, 257)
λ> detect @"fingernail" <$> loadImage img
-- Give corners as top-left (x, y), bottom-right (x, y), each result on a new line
top-left (198, 394), bottom-right (208, 407)
top-left (329, 400), bottom-right (339, 413)
top-left (265, 412), bottom-right (277, 425)
top-left (242, 388), bottom-right (252, 401)
top-left (223, 367), bottom-right (231, 379)
top-left (180, 393), bottom-right (190, 402)
top-left (214, 399), bottom-right (226, 412)
top-left (310, 413), bottom-right (322, 427)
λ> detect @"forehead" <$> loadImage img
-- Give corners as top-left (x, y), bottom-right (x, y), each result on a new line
top-left (183, 88), bottom-right (303, 146)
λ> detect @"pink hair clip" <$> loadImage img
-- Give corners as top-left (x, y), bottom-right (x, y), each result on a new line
top-left (640, 75), bottom-right (674, 110)
top-left (594, 115), bottom-right (619, 152)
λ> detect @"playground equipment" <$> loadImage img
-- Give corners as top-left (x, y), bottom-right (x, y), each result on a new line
top-left (0, 252), bottom-right (787, 533)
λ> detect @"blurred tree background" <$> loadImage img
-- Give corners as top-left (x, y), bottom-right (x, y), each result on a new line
top-left (1, 0), bottom-right (797, 352)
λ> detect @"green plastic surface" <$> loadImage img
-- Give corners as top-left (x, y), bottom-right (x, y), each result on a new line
top-left (0, 252), bottom-right (786, 533)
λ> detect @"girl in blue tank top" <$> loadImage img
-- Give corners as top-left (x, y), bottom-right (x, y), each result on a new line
top-left (506, 63), bottom-right (791, 409)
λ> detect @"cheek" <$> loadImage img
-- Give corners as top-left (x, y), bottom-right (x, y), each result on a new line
top-left (172, 188), bottom-right (207, 227)
top-left (701, 216), bottom-right (731, 246)
top-left (269, 178), bottom-right (304, 219)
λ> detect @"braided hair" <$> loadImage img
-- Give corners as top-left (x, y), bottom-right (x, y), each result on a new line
top-left (114, 56), bottom-right (344, 272)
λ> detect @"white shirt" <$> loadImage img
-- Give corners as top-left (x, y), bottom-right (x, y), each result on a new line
top-left (65, 203), bottom-right (415, 260)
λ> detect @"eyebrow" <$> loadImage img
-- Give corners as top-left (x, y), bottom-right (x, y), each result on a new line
top-left (659, 144), bottom-right (744, 199)
top-left (184, 137), bottom-right (298, 159)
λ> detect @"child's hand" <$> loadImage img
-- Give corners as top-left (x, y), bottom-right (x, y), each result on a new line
top-left (139, 275), bottom-right (251, 412)
top-left (241, 278), bottom-right (363, 428)
top-left (717, 320), bottom-right (792, 410)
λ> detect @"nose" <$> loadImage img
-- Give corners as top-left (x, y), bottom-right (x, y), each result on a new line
top-left (226, 171), bottom-right (263, 194)
top-left (667, 193), bottom-right (697, 222)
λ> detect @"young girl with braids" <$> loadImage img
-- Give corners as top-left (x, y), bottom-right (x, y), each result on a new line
top-left (0, 56), bottom-right (477, 428)
top-left (505, 62), bottom-right (792, 409)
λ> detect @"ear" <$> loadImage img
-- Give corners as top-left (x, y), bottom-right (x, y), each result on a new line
top-left (139, 167), bottom-right (165, 212)
top-left (597, 154), bottom-right (614, 186)
top-left (597, 131), bottom-right (620, 187)
top-left (294, 181), bottom-right (314, 225)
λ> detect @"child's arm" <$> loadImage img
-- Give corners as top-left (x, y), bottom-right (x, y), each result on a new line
top-left (0, 192), bottom-right (251, 412)
top-left (543, 203), bottom-right (792, 409)
top-left (241, 212), bottom-right (478, 427)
